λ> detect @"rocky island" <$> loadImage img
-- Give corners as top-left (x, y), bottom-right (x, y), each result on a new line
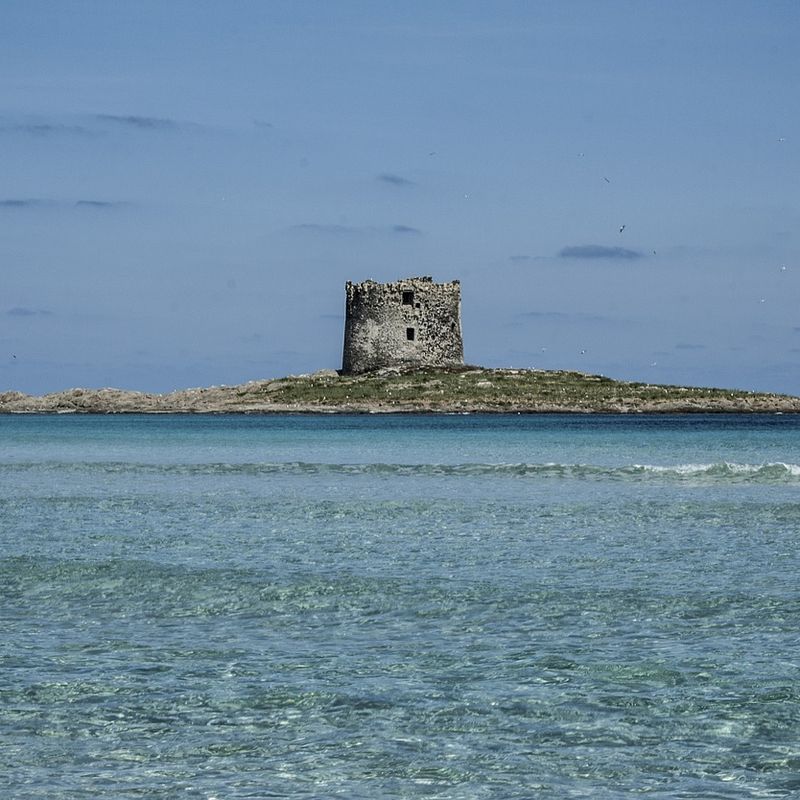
top-left (6, 277), bottom-right (797, 414)
top-left (2, 366), bottom-right (799, 414)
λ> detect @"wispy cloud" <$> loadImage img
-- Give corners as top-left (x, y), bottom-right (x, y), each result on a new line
top-left (74, 200), bottom-right (130, 209)
top-left (518, 310), bottom-right (610, 323)
top-left (558, 245), bottom-right (644, 260)
top-left (94, 114), bottom-right (181, 130)
top-left (378, 173), bottom-right (415, 187)
top-left (508, 254), bottom-right (553, 263)
top-left (0, 113), bottom-right (201, 137)
top-left (289, 223), bottom-right (422, 236)
top-left (0, 198), bottom-right (54, 209)
top-left (291, 223), bottom-right (361, 235)
top-left (518, 311), bottom-right (571, 320)
top-left (0, 122), bottom-right (90, 136)
top-left (1, 198), bottom-right (130, 211)
top-left (7, 307), bottom-right (52, 317)
top-left (675, 342), bottom-right (706, 350)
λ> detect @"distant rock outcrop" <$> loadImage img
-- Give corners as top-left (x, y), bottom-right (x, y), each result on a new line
top-left (2, 368), bottom-right (799, 414)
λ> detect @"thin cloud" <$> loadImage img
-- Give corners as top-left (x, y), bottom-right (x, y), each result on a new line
top-left (378, 173), bottom-right (415, 187)
top-left (289, 223), bottom-right (422, 236)
top-left (1, 198), bottom-right (130, 210)
top-left (519, 311), bottom-right (570, 320)
top-left (1, 113), bottom-right (200, 136)
top-left (675, 343), bottom-right (706, 350)
top-left (7, 307), bottom-right (52, 317)
top-left (0, 199), bottom-right (53, 209)
top-left (74, 200), bottom-right (130, 209)
top-left (558, 245), bottom-right (644, 260)
top-left (518, 310), bottom-right (609, 323)
top-left (291, 223), bottom-right (362, 235)
top-left (508, 254), bottom-right (552, 263)
top-left (94, 114), bottom-right (182, 130)
top-left (0, 122), bottom-right (90, 136)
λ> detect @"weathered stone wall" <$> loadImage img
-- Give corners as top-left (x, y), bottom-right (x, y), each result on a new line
top-left (342, 277), bottom-right (464, 373)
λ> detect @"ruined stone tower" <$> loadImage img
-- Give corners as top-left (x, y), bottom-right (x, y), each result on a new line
top-left (342, 277), bottom-right (464, 374)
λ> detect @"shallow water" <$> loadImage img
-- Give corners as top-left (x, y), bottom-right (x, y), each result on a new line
top-left (2, 414), bottom-right (799, 798)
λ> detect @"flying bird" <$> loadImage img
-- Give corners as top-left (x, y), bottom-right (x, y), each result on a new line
top-left (619, 224), bottom-right (626, 233)
top-left (603, 177), bottom-right (611, 183)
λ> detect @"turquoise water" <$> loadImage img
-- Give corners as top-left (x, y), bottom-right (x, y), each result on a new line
top-left (2, 414), bottom-right (799, 798)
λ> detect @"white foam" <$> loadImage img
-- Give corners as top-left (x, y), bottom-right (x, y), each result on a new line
top-left (633, 462), bottom-right (800, 478)
top-left (636, 463), bottom-right (717, 475)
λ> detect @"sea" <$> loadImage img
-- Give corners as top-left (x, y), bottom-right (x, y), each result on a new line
top-left (2, 413), bottom-right (799, 799)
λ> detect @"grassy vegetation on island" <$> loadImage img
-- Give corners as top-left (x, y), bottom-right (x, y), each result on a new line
top-left (241, 367), bottom-right (799, 413)
top-left (1, 366), bottom-right (799, 413)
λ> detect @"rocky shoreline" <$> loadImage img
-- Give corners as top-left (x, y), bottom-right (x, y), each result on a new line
top-left (2, 367), bottom-right (799, 414)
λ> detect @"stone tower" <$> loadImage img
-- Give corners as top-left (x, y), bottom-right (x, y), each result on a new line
top-left (342, 277), bottom-right (464, 374)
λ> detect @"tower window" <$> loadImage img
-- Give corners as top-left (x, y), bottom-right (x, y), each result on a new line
top-left (406, 327), bottom-right (415, 341)
top-left (402, 290), bottom-right (414, 305)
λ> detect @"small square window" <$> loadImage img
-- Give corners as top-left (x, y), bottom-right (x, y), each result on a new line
top-left (406, 327), bottom-right (415, 341)
top-left (402, 291), bottom-right (414, 305)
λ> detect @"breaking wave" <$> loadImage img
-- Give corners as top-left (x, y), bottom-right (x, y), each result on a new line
top-left (4, 460), bottom-right (800, 483)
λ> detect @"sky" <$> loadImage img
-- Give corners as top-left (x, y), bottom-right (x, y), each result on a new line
top-left (1, 1), bottom-right (799, 395)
